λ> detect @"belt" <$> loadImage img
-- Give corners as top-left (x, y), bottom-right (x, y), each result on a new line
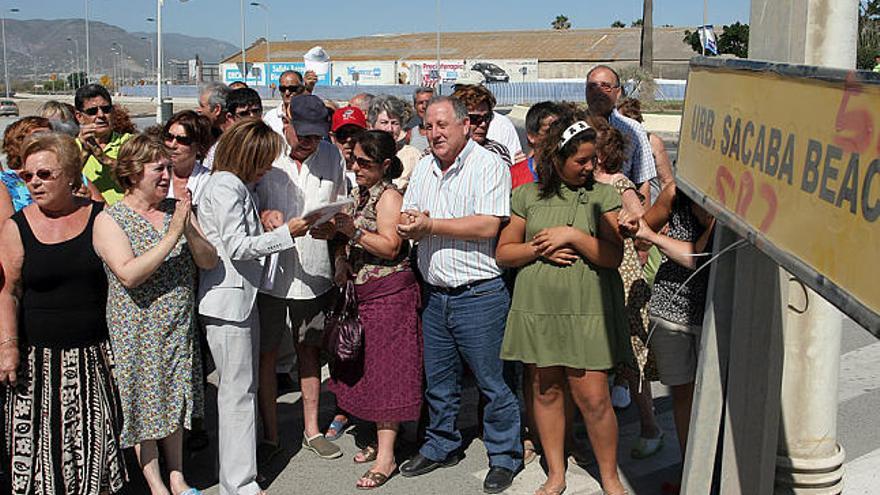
top-left (427, 277), bottom-right (499, 295)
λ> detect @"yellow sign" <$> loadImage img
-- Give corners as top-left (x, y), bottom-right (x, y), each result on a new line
top-left (678, 61), bottom-right (880, 327)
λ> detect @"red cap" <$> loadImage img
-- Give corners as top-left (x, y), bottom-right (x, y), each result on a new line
top-left (331, 106), bottom-right (367, 132)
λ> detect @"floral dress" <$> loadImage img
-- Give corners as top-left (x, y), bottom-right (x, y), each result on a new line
top-left (103, 199), bottom-right (204, 448)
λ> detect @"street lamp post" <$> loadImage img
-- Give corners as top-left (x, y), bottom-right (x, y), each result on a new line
top-left (240, 0), bottom-right (246, 82)
top-left (84, 0), bottom-right (90, 83)
top-left (141, 36), bottom-right (154, 84)
top-left (2, 8), bottom-right (19, 99)
top-left (250, 2), bottom-right (270, 83)
top-left (66, 38), bottom-right (81, 81)
top-left (113, 42), bottom-right (125, 89)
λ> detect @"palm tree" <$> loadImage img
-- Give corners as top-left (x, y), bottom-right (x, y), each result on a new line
top-left (640, 0), bottom-right (654, 76)
top-left (552, 15), bottom-right (572, 30)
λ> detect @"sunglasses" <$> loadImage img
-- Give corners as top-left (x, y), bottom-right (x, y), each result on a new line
top-left (587, 81), bottom-right (620, 92)
top-left (82, 104), bottom-right (113, 116)
top-left (163, 132), bottom-right (193, 146)
top-left (354, 156), bottom-right (379, 168)
top-left (279, 85), bottom-right (305, 95)
top-left (334, 127), bottom-right (363, 144)
top-left (235, 107), bottom-right (263, 118)
top-left (468, 113), bottom-right (493, 126)
top-left (18, 169), bottom-right (59, 183)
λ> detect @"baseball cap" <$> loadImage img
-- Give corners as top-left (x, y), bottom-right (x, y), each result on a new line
top-left (289, 95), bottom-right (330, 137)
top-left (331, 105), bottom-right (367, 132)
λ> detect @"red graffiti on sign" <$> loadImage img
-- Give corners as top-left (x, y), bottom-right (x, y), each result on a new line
top-left (715, 165), bottom-right (778, 233)
top-left (834, 72), bottom-right (875, 155)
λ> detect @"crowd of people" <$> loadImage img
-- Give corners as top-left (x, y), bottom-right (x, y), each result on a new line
top-left (0, 64), bottom-right (714, 495)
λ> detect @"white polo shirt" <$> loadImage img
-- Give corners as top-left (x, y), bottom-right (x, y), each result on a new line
top-left (263, 104), bottom-right (285, 136)
top-left (402, 139), bottom-right (511, 288)
top-left (255, 140), bottom-right (347, 300)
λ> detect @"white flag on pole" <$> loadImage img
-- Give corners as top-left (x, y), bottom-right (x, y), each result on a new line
top-left (698, 25), bottom-right (719, 55)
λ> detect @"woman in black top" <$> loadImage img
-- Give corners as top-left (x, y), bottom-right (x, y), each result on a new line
top-left (0, 132), bottom-right (127, 495)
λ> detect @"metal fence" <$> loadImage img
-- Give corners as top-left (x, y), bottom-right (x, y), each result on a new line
top-left (120, 80), bottom-right (686, 105)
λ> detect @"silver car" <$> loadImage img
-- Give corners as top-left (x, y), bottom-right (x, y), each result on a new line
top-left (0, 99), bottom-right (18, 116)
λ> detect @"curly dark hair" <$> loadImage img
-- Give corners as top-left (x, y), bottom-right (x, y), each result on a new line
top-left (451, 84), bottom-right (497, 111)
top-left (535, 111), bottom-right (626, 198)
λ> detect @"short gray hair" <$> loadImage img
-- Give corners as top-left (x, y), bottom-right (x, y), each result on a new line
top-left (426, 95), bottom-right (468, 123)
top-left (199, 81), bottom-right (230, 113)
top-left (413, 86), bottom-right (434, 102)
top-left (367, 94), bottom-right (409, 126)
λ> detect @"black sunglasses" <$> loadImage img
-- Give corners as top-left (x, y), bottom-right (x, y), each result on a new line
top-left (235, 107), bottom-right (263, 118)
top-left (279, 85), bottom-right (305, 95)
top-left (163, 132), bottom-right (193, 146)
top-left (82, 104), bottom-right (113, 116)
top-left (334, 127), bottom-right (364, 144)
top-left (354, 156), bottom-right (379, 168)
top-left (468, 113), bottom-right (493, 126)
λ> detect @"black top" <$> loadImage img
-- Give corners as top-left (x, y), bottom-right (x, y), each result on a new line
top-left (12, 201), bottom-right (109, 349)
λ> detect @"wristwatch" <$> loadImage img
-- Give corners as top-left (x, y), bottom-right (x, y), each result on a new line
top-left (350, 228), bottom-right (364, 245)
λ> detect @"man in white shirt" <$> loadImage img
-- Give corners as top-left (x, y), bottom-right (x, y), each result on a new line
top-left (263, 70), bottom-right (308, 136)
top-left (255, 95), bottom-right (347, 461)
top-left (397, 96), bottom-right (521, 494)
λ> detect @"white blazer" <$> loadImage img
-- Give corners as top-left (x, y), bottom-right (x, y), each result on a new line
top-left (197, 171), bottom-right (294, 323)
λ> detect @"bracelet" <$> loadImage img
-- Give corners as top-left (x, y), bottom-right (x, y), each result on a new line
top-left (349, 228), bottom-right (364, 246)
top-left (0, 336), bottom-right (18, 347)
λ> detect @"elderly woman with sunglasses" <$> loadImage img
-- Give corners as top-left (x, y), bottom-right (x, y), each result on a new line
top-left (163, 110), bottom-right (216, 205)
top-left (0, 132), bottom-right (128, 494)
top-left (325, 130), bottom-right (422, 490)
top-left (451, 84), bottom-right (512, 166)
top-left (75, 84), bottom-right (132, 205)
top-left (92, 133), bottom-right (218, 495)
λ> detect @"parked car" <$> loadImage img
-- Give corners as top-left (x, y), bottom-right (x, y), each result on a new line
top-left (0, 99), bottom-right (18, 116)
top-left (471, 62), bottom-right (509, 83)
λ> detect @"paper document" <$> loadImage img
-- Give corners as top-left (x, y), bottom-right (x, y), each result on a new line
top-left (260, 252), bottom-right (280, 291)
top-left (303, 198), bottom-right (355, 225)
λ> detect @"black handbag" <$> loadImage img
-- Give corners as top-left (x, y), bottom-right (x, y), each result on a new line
top-left (323, 280), bottom-right (363, 362)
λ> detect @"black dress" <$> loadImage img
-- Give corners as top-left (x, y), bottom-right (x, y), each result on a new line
top-left (4, 202), bottom-right (127, 495)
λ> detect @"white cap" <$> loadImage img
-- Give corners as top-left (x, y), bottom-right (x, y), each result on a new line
top-left (304, 46), bottom-right (331, 75)
top-left (454, 70), bottom-right (486, 86)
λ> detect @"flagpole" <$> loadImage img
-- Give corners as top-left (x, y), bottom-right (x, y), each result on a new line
top-left (702, 0), bottom-right (707, 56)
top-left (157, 0), bottom-right (163, 123)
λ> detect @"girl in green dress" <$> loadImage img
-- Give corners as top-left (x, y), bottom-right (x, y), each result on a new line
top-left (497, 113), bottom-right (631, 495)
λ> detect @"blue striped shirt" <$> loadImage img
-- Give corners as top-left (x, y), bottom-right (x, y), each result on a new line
top-left (610, 108), bottom-right (657, 186)
top-left (402, 139), bottom-right (511, 288)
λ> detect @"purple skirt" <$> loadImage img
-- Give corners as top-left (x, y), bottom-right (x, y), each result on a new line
top-left (329, 270), bottom-right (423, 422)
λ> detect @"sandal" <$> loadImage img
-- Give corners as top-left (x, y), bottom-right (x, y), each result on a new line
top-left (354, 444), bottom-right (378, 464)
top-left (631, 431), bottom-right (664, 459)
top-left (523, 439), bottom-right (538, 465)
top-left (325, 416), bottom-right (350, 441)
top-left (356, 468), bottom-right (393, 490)
top-left (534, 484), bottom-right (566, 495)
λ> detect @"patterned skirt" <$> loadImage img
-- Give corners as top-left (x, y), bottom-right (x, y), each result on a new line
top-left (4, 341), bottom-right (127, 495)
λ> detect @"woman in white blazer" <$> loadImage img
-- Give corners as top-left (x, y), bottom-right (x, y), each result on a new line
top-left (196, 119), bottom-right (314, 495)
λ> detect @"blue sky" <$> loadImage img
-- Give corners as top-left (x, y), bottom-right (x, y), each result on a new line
top-left (10, 0), bottom-right (750, 46)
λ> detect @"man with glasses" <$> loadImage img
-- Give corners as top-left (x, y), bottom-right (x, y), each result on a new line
top-left (227, 87), bottom-right (263, 122)
top-left (254, 94), bottom-right (347, 463)
top-left (75, 83), bottom-right (132, 205)
top-left (330, 105), bottom-right (367, 189)
top-left (264, 70), bottom-right (308, 135)
top-left (452, 84), bottom-right (511, 166)
top-left (586, 65), bottom-right (657, 202)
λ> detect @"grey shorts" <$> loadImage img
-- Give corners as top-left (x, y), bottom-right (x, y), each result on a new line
top-left (649, 316), bottom-right (702, 387)
top-left (256, 290), bottom-right (336, 354)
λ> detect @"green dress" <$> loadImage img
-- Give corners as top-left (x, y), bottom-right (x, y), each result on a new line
top-left (501, 181), bottom-right (633, 370)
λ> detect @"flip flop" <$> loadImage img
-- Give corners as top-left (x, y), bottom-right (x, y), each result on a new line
top-left (325, 417), bottom-right (350, 441)
top-left (177, 489), bottom-right (204, 495)
top-left (354, 444), bottom-right (378, 464)
top-left (356, 469), bottom-right (393, 490)
top-left (523, 439), bottom-right (538, 465)
top-left (631, 431), bottom-right (664, 459)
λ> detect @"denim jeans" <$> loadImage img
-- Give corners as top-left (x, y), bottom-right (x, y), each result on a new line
top-left (420, 277), bottom-right (523, 471)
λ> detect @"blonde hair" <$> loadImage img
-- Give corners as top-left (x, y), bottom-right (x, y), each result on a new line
top-left (213, 118), bottom-right (283, 183)
top-left (20, 132), bottom-right (84, 189)
top-left (114, 133), bottom-right (171, 191)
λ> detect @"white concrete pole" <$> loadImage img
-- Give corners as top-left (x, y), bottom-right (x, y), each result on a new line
top-left (156, 0), bottom-right (163, 123)
top-left (749, 1), bottom-right (856, 493)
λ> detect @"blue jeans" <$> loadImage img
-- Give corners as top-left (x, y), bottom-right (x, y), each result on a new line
top-left (420, 277), bottom-right (523, 471)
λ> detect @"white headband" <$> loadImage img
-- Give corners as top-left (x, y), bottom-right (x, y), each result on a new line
top-left (559, 121), bottom-right (591, 149)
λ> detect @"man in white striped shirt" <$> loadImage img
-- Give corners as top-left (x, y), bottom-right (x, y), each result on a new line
top-left (397, 96), bottom-right (522, 494)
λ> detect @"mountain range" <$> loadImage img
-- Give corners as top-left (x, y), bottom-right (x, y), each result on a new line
top-left (1, 18), bottom-right (238, 82)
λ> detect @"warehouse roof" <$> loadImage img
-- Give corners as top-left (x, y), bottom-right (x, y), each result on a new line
top-left (223, 27), bottom-right (696, 64)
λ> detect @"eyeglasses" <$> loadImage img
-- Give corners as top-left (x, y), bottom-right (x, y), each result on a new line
top-left (354, 156), bottom-right (379, 168)
top-left (234, 107), bottom-right (263, 118)
top-left (334, 127), bottom-right (363, 144)
top-left (82, 104), bottom-right (113, 116)
top-left (163, 132), bottom-right (193, 146)
top-left (587, 81), bottom-right (620, 92)
top-left (279, 85), bottom-right (305, 95)
top-left (467, 112), bottom-right (493, 127)
top-left (18, 169), bottom-right (59, 183)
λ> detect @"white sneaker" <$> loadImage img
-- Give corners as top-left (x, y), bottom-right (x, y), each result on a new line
top-left (611, 385), bottom-right (632, 409)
